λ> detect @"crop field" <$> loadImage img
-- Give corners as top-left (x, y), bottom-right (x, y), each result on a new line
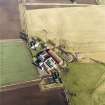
top-left (24, 6), bottom-right (105, 46)
top-left (22, 5), bottom-right (105, 62)
top-left (0, 40), bottom-right (38, 87)
top-left (0, 0), bottom-right (21, 39)
top-left (97, 0), bottom-right (105, 4)
top-left (62, 63), bottom-right (105, 105)
top-left (1, 1), bottom-right (105, 105)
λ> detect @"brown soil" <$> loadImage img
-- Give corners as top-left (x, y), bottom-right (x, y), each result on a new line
top-left (0, 82), bottom-right (67, 105)
top-left (0, 0), bottom-right (21, 39)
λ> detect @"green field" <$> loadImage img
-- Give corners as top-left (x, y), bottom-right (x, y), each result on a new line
top-left (0, 40), bottom-right (38, 87)
top-left (97, 0), bottom-right (105, 4)
top-left (62, 63), bottom-right (105, 105)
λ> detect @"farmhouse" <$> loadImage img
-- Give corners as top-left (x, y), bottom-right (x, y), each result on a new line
top-left (37, 49), bottom-right (62, 71)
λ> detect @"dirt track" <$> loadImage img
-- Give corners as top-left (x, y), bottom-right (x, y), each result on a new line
top-left (0, 82), bottom-right (67, 105)
top-left (25, 0), bottom-right (71, 3)
top-left (25, 0), bottom-right (96, 4)
top-left (76, 0), bottom-right (96, 4)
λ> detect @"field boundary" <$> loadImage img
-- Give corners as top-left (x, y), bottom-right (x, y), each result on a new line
top-left (0, 79), bottom-right (41, 92)
top-left (0, 39), bottom-right (23, 43)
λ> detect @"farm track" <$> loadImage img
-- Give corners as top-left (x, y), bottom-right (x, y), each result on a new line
top-left (24, 0), bottom-right (96, 4)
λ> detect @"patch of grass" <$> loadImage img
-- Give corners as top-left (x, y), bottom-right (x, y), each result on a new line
top-left (62, 63), bottom-right (105, 105)
top-left (0, 41), bottom-right (38, 87)
top-left (97, 0), bottom-right (105, 4)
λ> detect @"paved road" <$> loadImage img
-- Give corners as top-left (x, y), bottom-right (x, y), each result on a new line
top-left (0, 83), bottom-right (67, 105)
top-left (0, 0), bottom-right (21, 39)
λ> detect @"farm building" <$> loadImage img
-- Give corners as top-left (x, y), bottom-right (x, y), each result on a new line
top-left (35, 49), bottom-right (63, 75)
top-left (46, 49), bottom-right (63, 65)
top-left (33, 48), bottom-right (63, 83)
